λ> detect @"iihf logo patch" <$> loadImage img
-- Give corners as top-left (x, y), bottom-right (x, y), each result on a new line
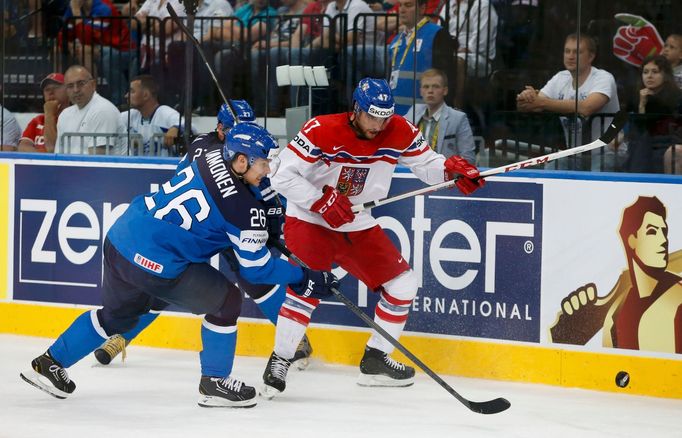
top-left (134, 253), bottom-right (164, 274)
top-left (336, 166), bottom-right (369, 196)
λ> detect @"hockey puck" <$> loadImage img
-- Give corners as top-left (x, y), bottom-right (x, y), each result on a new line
top-left (615, 371), bottom-right (630, 388)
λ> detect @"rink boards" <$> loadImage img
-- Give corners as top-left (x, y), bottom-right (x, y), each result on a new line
top-left (0, 153), bottom-right (681, 399)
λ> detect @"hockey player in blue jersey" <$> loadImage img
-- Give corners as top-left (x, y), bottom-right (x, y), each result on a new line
top-left (93, 101), bottom-right (312, 368)
top-left (20, 122), bottom-right (339, 408)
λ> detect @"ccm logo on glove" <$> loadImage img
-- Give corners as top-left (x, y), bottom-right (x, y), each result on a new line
top-left (444, 156), bottom-right (485, 195)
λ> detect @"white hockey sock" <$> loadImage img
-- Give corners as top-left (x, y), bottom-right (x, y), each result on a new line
top-left (274, 316), bottom-right (307, 360)
top-left (366, 317), bottom-right (407, 355)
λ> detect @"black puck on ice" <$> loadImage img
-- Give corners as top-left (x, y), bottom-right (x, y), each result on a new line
top-left (615, 371), bottom-right (630, 388)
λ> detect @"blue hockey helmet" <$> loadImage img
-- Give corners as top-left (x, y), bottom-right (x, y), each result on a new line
top-left (352, 78), bottom-right (395, 118)
top-left (217, 100), bottom-right (255, 129)
top-left (223, 122), bottom-right (278, 165)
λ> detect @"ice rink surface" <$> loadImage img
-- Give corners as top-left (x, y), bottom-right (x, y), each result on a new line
top-left (1, 334), bottom-right (680, 438)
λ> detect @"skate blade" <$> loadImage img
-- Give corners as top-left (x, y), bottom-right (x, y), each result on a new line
top-left (292, 357), bottom-right (310, 371)
top-left (197, 395), bottom-right (257, 408)
top-left (356, 373), bottom-right (415, 388)
top-left (20, 371), bottom-right (71, 399)
top-left (258, 384), bottom-right (282, 400)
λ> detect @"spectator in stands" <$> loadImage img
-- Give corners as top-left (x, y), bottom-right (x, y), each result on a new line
top-left (235, 0), bottom-right (276, 40)
top-left (404, 68), bottom-right (475, 161)
top-left (135, 0), bottom-right (185, 71)
top-left (516, 33), bottom-right (620, 170)
top-left (18, 73), bottom-right (70, 153)
top-left (60, 0), bottom-right (137, 106)
top-left (494, 0), bottom-right (540, 70)
top-left (165, 0), bottom-right (234, 110)
top-left (250, 0), bottom-right (310, 116)
top-left (388, 0), bottom-right (455, 115)
top-left (0, 105), bottom-right (22, 151)
top-left (319, 0), bottom-right (384, 90)
top-left (57, 65), bottom-right (123, 155)
top-left (285, 0), bottom-right (334, 108)
top-left (661, 34), bottom-right (682, 89)
top-left (626, 56), bottom-right (682, 174)
top-left (120, 75), bottom-right (188, 156)
top-left (439, 0), bottom-right (498, 108)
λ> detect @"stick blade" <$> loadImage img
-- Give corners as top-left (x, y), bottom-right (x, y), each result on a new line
top-left (467, 397), bottom-right (511, 415)
top-left (598, 110), bottom-right (627, 145)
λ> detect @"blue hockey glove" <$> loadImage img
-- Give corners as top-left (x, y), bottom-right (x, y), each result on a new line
top-left (290, 268), bottom-right (339, 299)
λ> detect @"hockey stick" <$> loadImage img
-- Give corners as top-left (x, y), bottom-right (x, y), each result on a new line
top-left (352, 110), bottom-right (628, 213)
top-left (269, 239), bottom-right (511, 415)
top-left (166, 4), bottom-right (239, 122)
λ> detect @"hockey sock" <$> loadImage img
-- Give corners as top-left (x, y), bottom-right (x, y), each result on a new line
top-left (274, 316), bottom-right (307, 360)
top-left (366, 291), bottom-right (412, 354)
top-left (121, 312), bottom-right (160, 343)
top-left (274, 290), bottom-right (318, 359)
top-left (199, 319), bottom-right (237, 378)
top-left (253, 284), bottom-right (286, 325)
top-left (49, 310), bottom-right (108, 368)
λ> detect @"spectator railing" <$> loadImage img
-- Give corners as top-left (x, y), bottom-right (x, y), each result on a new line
top-left (58, 132), bottom-right (124, 155)
top-left (58, 132), bottom-right (179, 156)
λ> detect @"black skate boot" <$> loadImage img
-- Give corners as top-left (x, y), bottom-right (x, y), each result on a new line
top-left (94, 334), bottom-right (128, 365)
top-left (357, 346), bottom-right (415, 387)
top-left (291, 334), bottom-right (313, 370)
top-left (260, 352), bottom-right (291, 399)
top-left (20, 351), bottom-right (76, 399)
top-left (198, 376), bottom-right (257, 408)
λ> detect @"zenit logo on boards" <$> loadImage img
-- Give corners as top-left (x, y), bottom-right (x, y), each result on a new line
top-left (296, 177), bottom-right (543, 343)
top-left (13, 163), bottom-right (175, 305)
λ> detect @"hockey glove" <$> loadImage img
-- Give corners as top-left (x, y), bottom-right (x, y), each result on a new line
top-left (613, 13), bottom-right (663, 67)
top-left (444, 156), bottom-right (485, 195)
top-left (290, 268), bottom-right (339, 299)
top-left (310, 185), bottom-right (355, 228)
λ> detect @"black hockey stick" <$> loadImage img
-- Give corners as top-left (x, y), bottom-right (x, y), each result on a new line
top-left (352, 110), bottom-right (628, 213)
top-left (270, 239), bottom-right (511, 415)
top-left (166, 4), bottom-right (239, 123)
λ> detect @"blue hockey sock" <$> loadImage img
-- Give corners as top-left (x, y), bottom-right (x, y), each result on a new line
top-left (253, 284), bottom-right (285, 324)
top-left (49, 310), bottom-right (108, 368)
top-left (122, 312), bottom-right (160, 343)
top-left (199, 319), bottom-right (237, 378)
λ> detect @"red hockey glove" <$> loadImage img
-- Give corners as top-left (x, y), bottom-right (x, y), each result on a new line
top-left (613, 13), bottom-right (663, 67)
top-left (310, 185), bottom-right (355, 228)
top-left (444, 156), bottom-right (485, 195)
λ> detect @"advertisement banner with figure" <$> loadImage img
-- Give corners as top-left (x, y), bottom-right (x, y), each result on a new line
top-left (541, 179), bottom-right (682, 357)
top-left (6, 157), bottom-right (682, 358)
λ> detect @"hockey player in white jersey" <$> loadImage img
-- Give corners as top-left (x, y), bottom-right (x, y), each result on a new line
top-left (261, 78), bottom-right (486, 397)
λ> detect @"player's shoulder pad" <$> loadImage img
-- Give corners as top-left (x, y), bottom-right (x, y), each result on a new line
top-left (387, 115), bottom-right (423, 150)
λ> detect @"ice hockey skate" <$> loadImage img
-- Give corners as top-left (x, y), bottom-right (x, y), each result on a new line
top-left (94, 334), bottom-right (128, 365)
top-left (260, 352), bottom-right (292, 399)
top-left (20, 351), bottom-right (76, 399)
top-left (357, 346), bottom-right (415, 387)
top-left (291, 334), bottom-right (313, 370)
top-left (198, 376), bottom-right (257, 408)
